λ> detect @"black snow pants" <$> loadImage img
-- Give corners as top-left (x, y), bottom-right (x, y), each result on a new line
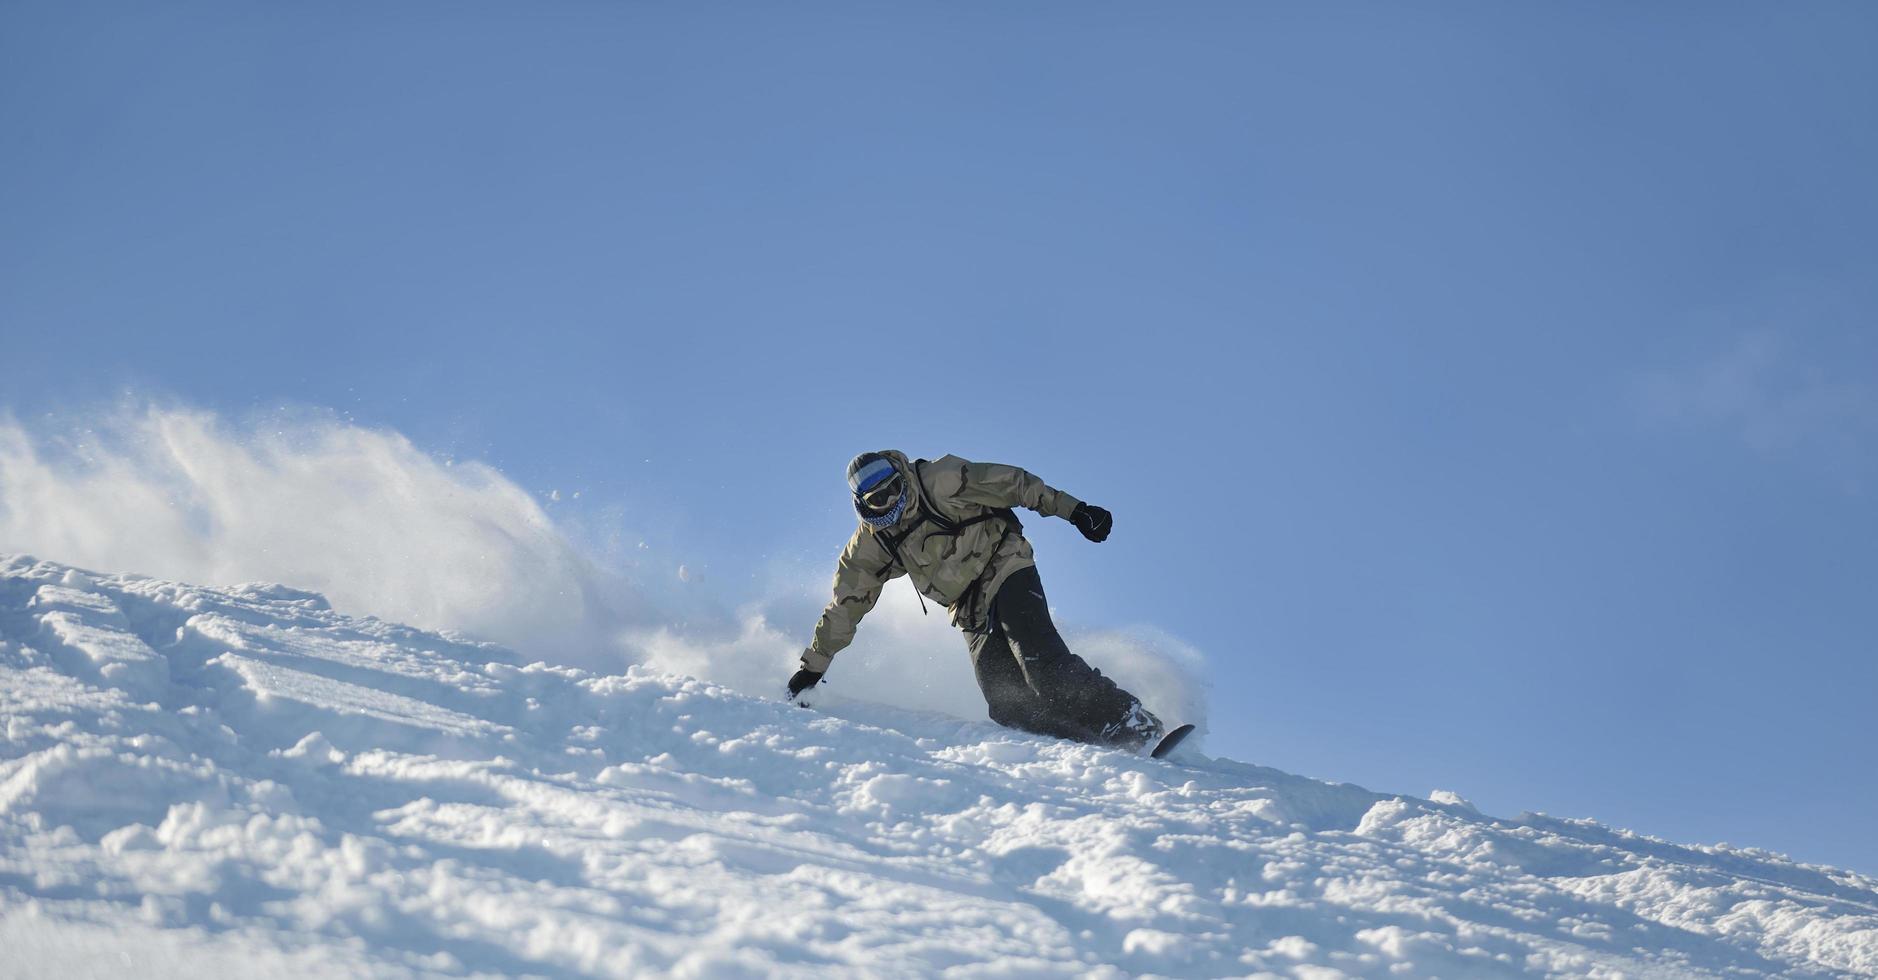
top-left (966, 565), bottom-right (1149, 747)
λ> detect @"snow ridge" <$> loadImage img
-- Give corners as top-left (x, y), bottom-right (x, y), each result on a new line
top-left (1, 554), bottom-right (1874, 978)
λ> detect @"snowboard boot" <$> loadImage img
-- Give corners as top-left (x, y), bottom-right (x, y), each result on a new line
top-left (1100, 702), bottom-right (1164, 753)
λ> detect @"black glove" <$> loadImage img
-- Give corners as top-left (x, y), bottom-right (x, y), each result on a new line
top-left (786, 667), bottom-right (824, 700)
top-left (1070, 503), bottom-right (1112, 542)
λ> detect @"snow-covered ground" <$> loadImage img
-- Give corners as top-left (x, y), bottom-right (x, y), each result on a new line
top-left (2, 554), bottom-right (1874, 978)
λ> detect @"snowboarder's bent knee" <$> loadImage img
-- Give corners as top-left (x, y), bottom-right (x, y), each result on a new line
top-left (788, 450), bottom-right (1161, 752)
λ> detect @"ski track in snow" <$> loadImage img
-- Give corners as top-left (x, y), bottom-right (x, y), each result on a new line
top-left (1, 555), bottom-right (1874, 979)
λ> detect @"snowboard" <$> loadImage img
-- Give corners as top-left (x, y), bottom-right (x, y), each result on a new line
top-left (1150, 723), bottom-right (1195, 760)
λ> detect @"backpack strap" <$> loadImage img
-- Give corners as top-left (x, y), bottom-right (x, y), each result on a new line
top-left (871, 460), bottom-right (1025, 617)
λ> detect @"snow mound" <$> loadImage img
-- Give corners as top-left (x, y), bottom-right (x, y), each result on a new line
top-left (2, 554), bottom-right (1875, 978)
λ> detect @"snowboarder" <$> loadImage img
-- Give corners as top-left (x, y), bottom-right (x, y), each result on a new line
top-left (787, 451), bottom-right (1165, 752)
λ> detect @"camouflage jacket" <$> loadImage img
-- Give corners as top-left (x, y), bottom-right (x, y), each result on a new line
top-left (802, 451), bottom-right (1083, 673)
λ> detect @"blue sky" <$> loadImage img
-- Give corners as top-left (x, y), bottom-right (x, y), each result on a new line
top-left (4, 2), bottom-right (1876, 872)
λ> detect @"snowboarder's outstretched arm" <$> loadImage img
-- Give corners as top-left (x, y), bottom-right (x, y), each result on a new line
top-left (801, 528), bottom-right (901, 674)
top-left (939, 456), bottom-right (1112, 542)
top-left (941, 457), bottom-right (1083, 520)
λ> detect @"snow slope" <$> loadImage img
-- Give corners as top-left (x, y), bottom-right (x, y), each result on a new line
top-left (2, 555), bottom-right (1875, 978)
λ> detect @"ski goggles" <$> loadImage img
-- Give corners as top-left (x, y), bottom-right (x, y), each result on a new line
top-left (856, 472), bottom-right (905, 514)
top-left (849, 458), bottom-right (905, 514)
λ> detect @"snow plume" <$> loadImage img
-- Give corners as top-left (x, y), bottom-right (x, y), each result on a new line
top-left (0, 402), bottom-right (1208, 730)
top-left (1068, 624), bottom-right (1210, 738)
top-left (620, 578), bottom-right (968, 713)
top-left (822, 592), bottom-right (1211, 734)
top-left (0, 404), bottom-right (628, 667)
top-left (634, 583), bottom-right (1210, 735)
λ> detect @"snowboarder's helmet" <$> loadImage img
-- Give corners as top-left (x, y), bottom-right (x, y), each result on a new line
top-left (847, 452), bottom-right (907, 528)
